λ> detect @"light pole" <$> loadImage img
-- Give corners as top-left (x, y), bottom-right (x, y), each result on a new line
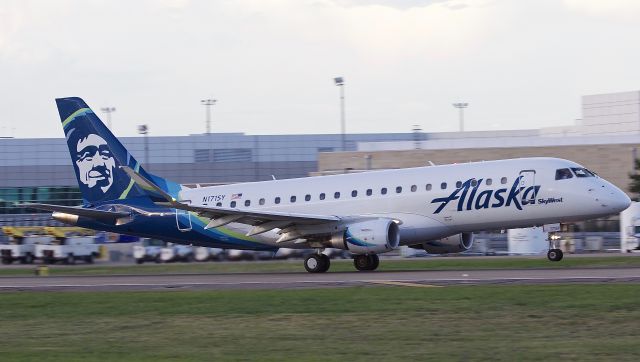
top-left (138, 124), bottom-right (149, 171)
top-left (201, 99), bottom-right (217, 134)
top-left (412, 124), bottom-right (423, 149)
top-left (452, 102), bottom-right (468, 132)
top-left (334, 77), bottom-right (346, 151)
top-left (100, 107), bottom-right (116, 129)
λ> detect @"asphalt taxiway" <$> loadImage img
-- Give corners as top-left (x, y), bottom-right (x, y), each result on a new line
top-left (1, 267), bottom-right (639, 292)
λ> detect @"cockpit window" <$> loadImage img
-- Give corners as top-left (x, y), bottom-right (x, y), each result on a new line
top-left (555, 168), bottom-right (573, 180)
top-left (571, 167), bottom-right (595, 178)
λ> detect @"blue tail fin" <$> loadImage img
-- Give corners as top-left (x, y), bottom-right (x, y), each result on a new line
top-left (56, 97), bottom-right (179, 205)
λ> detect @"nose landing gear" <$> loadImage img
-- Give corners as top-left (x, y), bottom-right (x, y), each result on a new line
top-left (547, 233), bottom-right (564, 262)
top-left (547, 248), bottom-right (563, 261)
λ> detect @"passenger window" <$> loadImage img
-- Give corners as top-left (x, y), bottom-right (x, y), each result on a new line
top-left (334, 192), bottom-right (341, 199)
top-left (411, 185), bottom-right (417, 192)
top-left (290, 196), bottom-right (297, 203)
top-left (396, 186), bottom-right (402, 193)
top-left (259, 198), bottom-right (265, 205)
top-left (441, 182), bottom-right (447, 190)
top-left (230, 201), bottom-right (237, 208)
top-left (366, 189), bottom-right (372, 196)
top-left (244, 200), bottom-right (250, 207)
top-left (555, 168), bottom-right (573, 180)
top-left (216, 202), bottom-right (222, 207)
top-left (319, 193), bottom-right (326, 200)
top-left (351, 190), bottom-right (357, 197)
top-left (456, 181), bottom-right (462, 188)
top-left (381, 187), bottom-right (387, 195)
top-left (486, 179), bottom-right (492, 186)
top-left (275, 197), bottom-right (281, 204)
top-left (471, 179), bottom-right (478, 187)
top-left (500, 177), bottom-right (507, 185)
top-left (305, 194), bottom-right (311, 201)
top-left (426, 184), bottom-right (432, 191)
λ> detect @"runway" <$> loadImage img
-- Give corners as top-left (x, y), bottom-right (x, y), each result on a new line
top-left (1, 267), bottom-right (640, 291)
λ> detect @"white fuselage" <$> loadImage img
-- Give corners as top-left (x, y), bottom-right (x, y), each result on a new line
top-left (180, 157), bottom-right (630, 248)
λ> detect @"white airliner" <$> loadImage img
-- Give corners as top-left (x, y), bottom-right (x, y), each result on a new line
top-left (29, 98), bottom-right (632, 273)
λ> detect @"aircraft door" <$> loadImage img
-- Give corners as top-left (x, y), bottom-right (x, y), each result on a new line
top-left (175, 208), bottom-right (193, 232)
top-left (519, 170), bottom-right (536, 206)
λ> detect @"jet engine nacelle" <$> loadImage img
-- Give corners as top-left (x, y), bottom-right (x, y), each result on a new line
top-left (420, 232), bottom-right (474, 254)
top-left (329, 219), bottom-right (400, 255)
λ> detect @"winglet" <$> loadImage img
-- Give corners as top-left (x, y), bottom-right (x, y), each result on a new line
top-left (120, 166), bottom-right (179, 205)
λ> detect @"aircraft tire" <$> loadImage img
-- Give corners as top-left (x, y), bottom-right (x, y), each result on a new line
top-left (319, 254), bottom-right (331, 273)
top-left (304, 254), bottom-right (327, 273)
top-left (354, 254), bottom-right (377, 271)
top-left (547, 249), bottom-right (563, 262)
top-left (369, 254), bottom-right (380, 271)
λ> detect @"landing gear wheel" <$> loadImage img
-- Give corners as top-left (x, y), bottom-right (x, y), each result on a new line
top-left (547, 249), bottom-right (563, 262)
top-left (369, 254), bottom-right (379, 270)
top-left (319, 254), bottom-right (330, 273)
top-left (304, 254), bottom-right (328, 273)
top-left (354, 254), bottom-right (379, 271)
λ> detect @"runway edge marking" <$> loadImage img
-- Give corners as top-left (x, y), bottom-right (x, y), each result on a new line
top-left (367, 281), bottom-right (443, 288)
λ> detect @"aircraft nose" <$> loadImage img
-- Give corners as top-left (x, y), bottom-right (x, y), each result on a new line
top-left (601, 185), bottom-right (631, 213)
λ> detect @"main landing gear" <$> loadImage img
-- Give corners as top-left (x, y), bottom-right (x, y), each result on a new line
top-left (303, 252), bottom-right (381, 273)
top-left (353, 254), bottom-right (379, 271)
top-left (304, 253), bottom-right (331, 273)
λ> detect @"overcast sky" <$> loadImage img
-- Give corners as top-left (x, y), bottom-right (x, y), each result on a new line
top-left (1, 0), bottom-right (639, 138)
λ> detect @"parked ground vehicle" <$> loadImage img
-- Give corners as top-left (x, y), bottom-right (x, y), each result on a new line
top-left (36, 237), bottom-right (99, 264)
top-left (132, 239), bottom-right (166, 264)
top-left (160, 243), bottom-right (195, 262)
top-left (0, 227), bottom-right (51, 264)
top-left (193, 247), bottom-right (225, 261)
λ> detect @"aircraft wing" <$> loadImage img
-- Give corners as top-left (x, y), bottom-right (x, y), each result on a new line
top-left (121, 166), bottom-right (362, 242)
top-left (20, 203), bottom-right (130, 222)
top-left (167, 201), bottom-right (351, 241)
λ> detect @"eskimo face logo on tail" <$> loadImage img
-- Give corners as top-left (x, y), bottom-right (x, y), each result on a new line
top-left (74, 134), bottom-right (116, 193)
top-left (431, 177), bottom-right (542, 214)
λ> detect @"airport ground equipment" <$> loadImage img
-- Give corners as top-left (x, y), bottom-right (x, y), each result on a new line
top-left (620, 201), bottom-right (640, 252)
top-left (35, 228), bottom-right (99, 264)
top-left (0, 227), bottom-right (53, 264)
top-left (226, 249), bottom-right (273, 261)
top-left (507, 227), bottom-right (548, 254)
top-left (132, 239), bottom-right (165, 264)
top-left (159, 243), bottom-right (195, 262)
top-left (193, 247), bottom-right (224, 261)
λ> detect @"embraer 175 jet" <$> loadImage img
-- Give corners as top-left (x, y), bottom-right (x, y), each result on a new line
top-left (26, 97), bottom-right (631, 273)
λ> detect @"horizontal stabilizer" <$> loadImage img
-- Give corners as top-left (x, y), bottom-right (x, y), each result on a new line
top-left (20, 203), bottom-right (130, 222)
